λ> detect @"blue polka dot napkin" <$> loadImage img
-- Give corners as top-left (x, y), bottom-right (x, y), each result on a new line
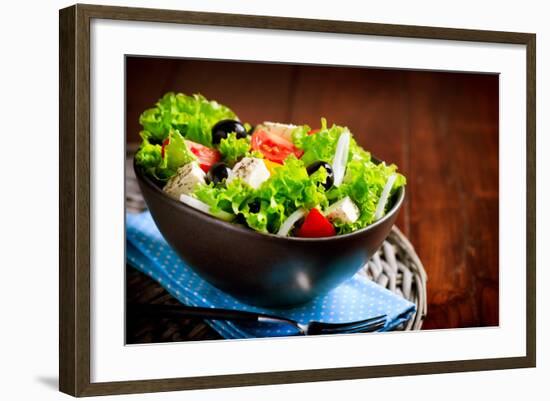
top-left (126, 211), bottom-right (416, 339)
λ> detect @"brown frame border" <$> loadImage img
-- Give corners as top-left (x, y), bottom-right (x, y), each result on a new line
top-left (59, 3), bottom-right (536, 397)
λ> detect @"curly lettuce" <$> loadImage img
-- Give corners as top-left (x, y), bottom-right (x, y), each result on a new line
top-left (292, 118), bottom-right (371, 165)
top-left (218, 133), bottom-right (251, 166)
top-left (194, 157), bottom-right (328, 233)
top-left (326, 160), bottom-right (406, 233)
top-left (253, 157), bottom-right (328, 232)
top-left (134, 132), bottom-right (164, 179)
top-left (138, 92), bottom-right (237, 146)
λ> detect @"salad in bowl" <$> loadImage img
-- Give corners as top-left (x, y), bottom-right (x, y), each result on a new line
top-left (135, 92), bottom-right (406, 239)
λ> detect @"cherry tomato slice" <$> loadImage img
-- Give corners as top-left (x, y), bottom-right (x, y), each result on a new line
top-left (184, 139), bottom-right (221, 173)
top-left (251, 128), bottom-right (303, 164)
top-left (297, 208), bottom-right (336, 238)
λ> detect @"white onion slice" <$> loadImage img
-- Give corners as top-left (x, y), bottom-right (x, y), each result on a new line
top-left (332, 130), bottom-right (351, 187)
top-left (276, 208), bottom-right (306, 237)
top-left (179, 194), bottom-right (235, 222)
top-left (374, 174), bottom-right (397, 221)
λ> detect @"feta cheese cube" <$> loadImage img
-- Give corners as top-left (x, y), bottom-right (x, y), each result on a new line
top-left (227, 157), bottom-right (270, 189)
top-left (163, 162), bottom-right (206, 199)
top-left (325, 196), bottom-right (360, 224)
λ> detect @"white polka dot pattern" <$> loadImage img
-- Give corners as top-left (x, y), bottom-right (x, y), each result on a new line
top-left (126, 212), bottom-right (416, 339)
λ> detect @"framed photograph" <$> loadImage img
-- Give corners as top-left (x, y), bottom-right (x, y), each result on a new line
top-left (59, 4), bottom-right (536, 397)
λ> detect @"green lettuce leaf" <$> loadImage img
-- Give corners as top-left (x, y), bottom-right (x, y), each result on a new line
top-left (218, 133), bottom-right (251, 166)
top-left (292, 118), bottom-right (371, 166)
top-left (253, 156), bottom-right (328, 232)
top-left (134, 131), bottom-right (164, 179)
top-left (138, 92), bottom-right (237, 146)
top-left (135, 129), bottom-right (195, 181)
top-left (194, 179), bottom-right (254, 215)
top-left (164, 130), bottom-right (196, 170)
top-left (327, 160), bottom-right (406, 233)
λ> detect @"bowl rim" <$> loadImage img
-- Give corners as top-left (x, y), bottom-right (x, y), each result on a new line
top-left (133, 156), bottom-right (405, 243)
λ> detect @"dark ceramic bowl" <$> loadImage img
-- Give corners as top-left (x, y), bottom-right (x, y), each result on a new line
top-left (134, 158), bottom-right (405, 308)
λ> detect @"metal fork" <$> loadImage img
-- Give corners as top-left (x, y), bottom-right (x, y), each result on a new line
top-left (129, 303), bottom-right (387, 335)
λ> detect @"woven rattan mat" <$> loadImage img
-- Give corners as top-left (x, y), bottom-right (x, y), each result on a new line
top-left (125, 151), bottom-right (427, 343)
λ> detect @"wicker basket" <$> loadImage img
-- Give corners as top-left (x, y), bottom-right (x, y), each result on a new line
top-left (126, 150), bottom-right (427, 333)
top-left (363, 228), bottom-right (427, 330)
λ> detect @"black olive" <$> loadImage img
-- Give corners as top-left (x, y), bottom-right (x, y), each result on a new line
top-left (248, 200), bottom-right (261, 213)
top-left (211, 120), bottom-right (247, 144)
top-left (235, 213), bottom-right (247, 225)
top-left (206, 162), bottom-right (231, 185)
top-left (306, 161), bottom-right (334, 190)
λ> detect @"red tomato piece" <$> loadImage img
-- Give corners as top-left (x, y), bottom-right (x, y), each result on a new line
top-left (184, 139), bottom-right (221, 173)
top-left (161, 138), bottom-right (170, 158)
top-left (308, 129), bottom-right (320, 135)
top-left (297, 208), bottom-right (336, 238)
top-left (251, 128), bottom-right (303, 164)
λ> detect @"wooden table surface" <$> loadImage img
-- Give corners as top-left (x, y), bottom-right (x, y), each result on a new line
top-left (126, 57), bottom-right (499, 333)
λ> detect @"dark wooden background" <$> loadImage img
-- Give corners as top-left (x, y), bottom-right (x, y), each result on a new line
top-left (126, 56), bottom-right (499, 332)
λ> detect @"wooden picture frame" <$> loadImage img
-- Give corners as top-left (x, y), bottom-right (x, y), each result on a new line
top-left (59, 3), bottom-right (536, 397)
